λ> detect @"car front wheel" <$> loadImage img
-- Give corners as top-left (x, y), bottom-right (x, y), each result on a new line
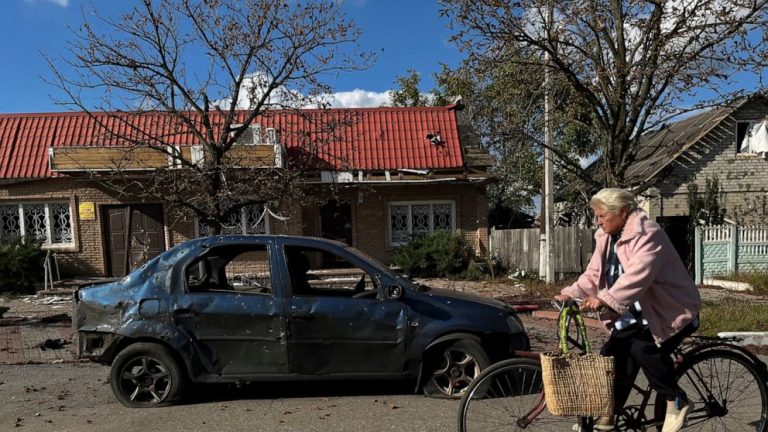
top-left (110, 342), bottom-right (186, 408)
top-left (422, 339), bottom-right (490, 398)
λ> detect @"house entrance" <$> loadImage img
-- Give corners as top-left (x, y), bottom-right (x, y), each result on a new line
top-left (320, 200), bottom-right (352, 244)
top-left (657, 215), bottom-right (692, 273)
top-left (320, 200), bottom-right (352, 268)
top-left (103, 204), bottom-right (166, 277)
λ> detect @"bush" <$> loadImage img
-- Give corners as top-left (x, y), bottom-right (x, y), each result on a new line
top-left (0, 237), bottom-right (46, 294)
top-left (391, 231), bottom-right (474, 278)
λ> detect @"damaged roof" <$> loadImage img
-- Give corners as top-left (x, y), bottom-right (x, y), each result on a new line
top-left (624, 95), bottom-right (762, 184)
top-left (0, 105), bottom-right (488, 179)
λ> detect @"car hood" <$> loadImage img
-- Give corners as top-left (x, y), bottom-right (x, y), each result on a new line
top-left (420, 287), bottom-right (509, 310)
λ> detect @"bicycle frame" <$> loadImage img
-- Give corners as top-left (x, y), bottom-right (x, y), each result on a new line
top-left (512, 335), bottom-right (768, 431)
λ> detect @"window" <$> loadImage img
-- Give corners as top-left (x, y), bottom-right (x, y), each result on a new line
top-left (186, 244), bottom-right (272, 295)
top-left (284, 245), bottom-right (378, 298)
top-left (0, 202), bottom-right (73, 246)
top-left (231, 124), bottom-right (263, 145)
top-left (736, 121), bottom-right (767, 154)
top-left (196, 203), bottom-right (269, 237)
top-left (389, 201), bottom-right (455, 245)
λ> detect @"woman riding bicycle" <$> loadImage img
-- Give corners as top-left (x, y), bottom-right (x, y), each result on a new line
top-left (553, 188), bottom-right (701, 432)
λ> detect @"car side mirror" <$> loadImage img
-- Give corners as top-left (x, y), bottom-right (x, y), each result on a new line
top-left (385, 285), bottom-right (403, 300)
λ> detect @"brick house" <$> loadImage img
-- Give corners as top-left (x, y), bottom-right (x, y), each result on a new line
top-left (624, 93), bottom-right (768, 262)
top-left (0, 105), bottom-right (493, 278)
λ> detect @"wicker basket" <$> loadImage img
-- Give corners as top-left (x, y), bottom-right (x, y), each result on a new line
top-left (541, 304), bottom-right (615, 417)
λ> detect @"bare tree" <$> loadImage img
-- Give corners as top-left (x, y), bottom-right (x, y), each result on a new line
top-left (46, 0), bottom-right (373, 233)
top-left (441, 0), bottom-right (768, 190)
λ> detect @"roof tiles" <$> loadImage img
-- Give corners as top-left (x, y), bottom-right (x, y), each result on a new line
top-left (0, 106), bottom-right (465, 179)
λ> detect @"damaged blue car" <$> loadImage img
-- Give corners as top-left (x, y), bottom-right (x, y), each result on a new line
top-left (74, 235), bottom-right (530, 407)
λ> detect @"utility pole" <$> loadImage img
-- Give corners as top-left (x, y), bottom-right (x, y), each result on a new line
top-left (540, 0), bottom-right (555, 284)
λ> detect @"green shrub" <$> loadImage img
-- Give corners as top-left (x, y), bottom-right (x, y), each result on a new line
top-left (0, 237), bottom-right (46, 294)
top-left (391, 231), bottom-right (474, 278)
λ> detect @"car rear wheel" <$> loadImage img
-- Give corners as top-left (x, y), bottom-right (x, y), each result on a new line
top-left (422, 339), bottom-right (490, 398)
top-left (110, 342), bottom-right (186, 408)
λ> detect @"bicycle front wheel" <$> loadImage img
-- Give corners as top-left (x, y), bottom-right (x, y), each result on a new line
top-left (457, 358), bottom-right (580, 431)
top-left (674, 349), bottom-right (768, 431)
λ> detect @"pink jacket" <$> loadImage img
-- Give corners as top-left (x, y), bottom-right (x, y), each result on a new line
top-left (561, 209), bottom-right (701, 343)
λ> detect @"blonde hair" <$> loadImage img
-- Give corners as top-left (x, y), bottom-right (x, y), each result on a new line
top-left (590, 188), bottom-right (637, 213)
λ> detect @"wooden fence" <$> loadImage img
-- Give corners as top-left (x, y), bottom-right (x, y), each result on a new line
top-left (490, 227), bottom-right (595, 274)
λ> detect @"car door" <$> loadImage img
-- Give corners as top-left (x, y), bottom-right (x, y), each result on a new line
top-left (171, 240), bottom-right (289, 376)
top-left (279, 240), bottom-right (409, 376)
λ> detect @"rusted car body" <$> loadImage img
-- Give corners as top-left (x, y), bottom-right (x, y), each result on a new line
top-left (74, 235), bottom-right (529, 407)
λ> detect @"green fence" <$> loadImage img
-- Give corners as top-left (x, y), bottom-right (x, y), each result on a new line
top-left (695, 225), bottom-right (768, 284)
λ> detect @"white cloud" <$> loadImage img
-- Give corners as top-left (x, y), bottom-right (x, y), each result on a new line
top-left (325, 89), bottom-right (391, 108)
top-left (25, 0), bottom-right (69, 7)
top-left (213, 73), bottom-right (393, 109)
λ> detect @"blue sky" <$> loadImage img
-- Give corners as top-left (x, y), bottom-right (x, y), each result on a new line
top-left (0, 0), bottom-right (462, 113)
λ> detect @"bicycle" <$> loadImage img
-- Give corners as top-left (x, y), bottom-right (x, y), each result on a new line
top-left (457, 304), bottom-right (768, 431)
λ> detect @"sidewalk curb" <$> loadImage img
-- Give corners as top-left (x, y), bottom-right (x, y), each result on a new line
top-left (717, 332), bottom-right (768, 346)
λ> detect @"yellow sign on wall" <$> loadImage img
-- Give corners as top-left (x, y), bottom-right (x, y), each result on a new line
top-left (79, 202), bottom-right (96, 221)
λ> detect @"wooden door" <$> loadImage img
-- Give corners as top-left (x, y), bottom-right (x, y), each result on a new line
top-left (104, 204), bottom-right (165, 277)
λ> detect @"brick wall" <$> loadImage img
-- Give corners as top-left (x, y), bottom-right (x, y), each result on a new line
top-left (335, 183), bottom-right (488, 264)
top-left (1, 178), bottom-right (138, 276)
top-left (1, 178), bottom-right (488, 276)
top-left (651, 99), bottom-right (768, 225)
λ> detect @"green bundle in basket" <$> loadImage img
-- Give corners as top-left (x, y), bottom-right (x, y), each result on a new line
top-left (540, 304), bottom-right (615, 417)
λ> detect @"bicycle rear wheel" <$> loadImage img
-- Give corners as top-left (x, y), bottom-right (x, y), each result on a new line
top-left (457, 358), bottom-right (581, 431)
top-left (672, 349), bottom-right (768, 431)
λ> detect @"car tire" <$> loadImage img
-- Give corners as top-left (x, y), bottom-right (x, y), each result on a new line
top-left (422, 339), bottom-right (490, 398)
top-left (110, 342), bottom-right (187, 408)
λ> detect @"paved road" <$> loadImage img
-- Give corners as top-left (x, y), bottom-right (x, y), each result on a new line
top-left (0, 362), bottom-right (460, 432)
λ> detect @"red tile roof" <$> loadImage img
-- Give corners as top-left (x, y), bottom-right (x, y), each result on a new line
top-left (0, 106), bottom-right (466, 179)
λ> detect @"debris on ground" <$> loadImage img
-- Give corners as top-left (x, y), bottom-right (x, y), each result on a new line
top-left (39, 314), bottom-right (71, 324)
top-left (38, 339), bottom-right (70, 351)
top-left (27, 296), bottom-right (71, 306)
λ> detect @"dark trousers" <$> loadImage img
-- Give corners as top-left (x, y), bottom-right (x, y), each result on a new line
top-left (600, 320), bottom-right (697, 410)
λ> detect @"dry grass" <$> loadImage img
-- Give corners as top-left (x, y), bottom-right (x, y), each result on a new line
top-left (718, 270), bottom-right (768, 295)
top-left (698, 299), bottom-right (768, 337)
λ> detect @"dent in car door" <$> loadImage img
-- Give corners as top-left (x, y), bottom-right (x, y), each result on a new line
top-left (173, 292), bottom-right (287, 376)
top-left (172, 242), bottom-right (288, 376)
top-left (288, 296), bottom-right (408, 375)
top-left (280, 242), bottom-right (409, 375)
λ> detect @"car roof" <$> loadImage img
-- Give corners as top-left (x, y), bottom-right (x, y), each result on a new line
top-left (194, 234), bottom-right (350, 249)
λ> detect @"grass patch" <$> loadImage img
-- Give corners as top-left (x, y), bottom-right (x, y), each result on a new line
top-left (717, 270), bottom-right (768, 295)
top-left (698, 299), bottom-right (768, 336)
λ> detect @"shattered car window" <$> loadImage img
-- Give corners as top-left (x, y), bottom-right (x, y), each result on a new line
top-left (285, 246), bottom-right (378, 297)
top-left (186, 243), bottom-right (272, 295)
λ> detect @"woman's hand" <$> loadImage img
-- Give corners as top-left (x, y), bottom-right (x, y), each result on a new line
top-left (553, 294), bottom-right (572, 303)
top-left (581, 295), bottom-right (606, 311)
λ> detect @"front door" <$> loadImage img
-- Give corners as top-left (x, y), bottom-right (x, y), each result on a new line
top-left (320, 200), bottom-right (352, 244)
top-left (657, 216), bottom-right (692, 272)
top-left (104, 204), bottom-right (165, 277)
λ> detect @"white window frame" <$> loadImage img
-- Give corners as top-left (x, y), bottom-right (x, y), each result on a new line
top-left (0, 202), bottom-right (74, 247)
top-left (736, 120), bottom-right (760, 154)
top-left (195, 204), bottom-right (271, 237)
top-left (231, 124), bottom-right (264, 146)
top-left (388, 200), bottom-right (456, 246)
